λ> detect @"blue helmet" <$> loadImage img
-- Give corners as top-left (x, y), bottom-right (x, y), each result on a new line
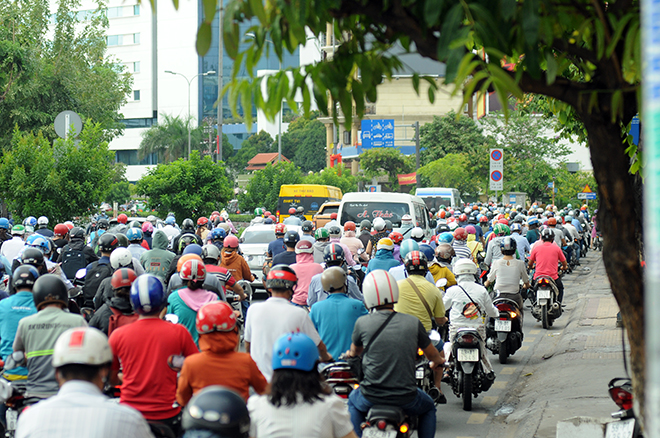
top-left (438, 232), bottom-right (454, 245)
top-left (0, 218), bottom-right (10, 230)
top-left (183, 243), bottom-right (203, 256)
top-left (399, 239), bottom-right (419, 260)
top-left (130, 274), bottom-right (166, 315)
top-left (418, 243), bottom-right (435, 262)
top-left (26, 234), bottom-right (51, 254)
top-left (165, 216), bottom-right (176, 225)
top-left (565, 215), bottom-right (574, 222)
top-left (272, 333), bottom-right (319, 372)
top-left (24, 216), bottom-right (37, 227)
top-left (510, 223), bottom-right (522, 233)
top-left (527, 218), bottom-right (540, 227)
top-left (126, 228), bottom-right (143, 242)
top-left (210, 228), bottom-right (227, 240)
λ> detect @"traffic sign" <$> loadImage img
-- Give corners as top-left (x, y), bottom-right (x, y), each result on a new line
top-left (582, 184), bottom-right (593, 193)
top-left (491, 170), bottom-right (502, 181)
top-left (491, 149), bottom-right (503, 161)
top-left (54, 110), bottom-right (83, 139)
top-left (489, 148), bottom-right (504, 191)
top-left (361, 119), bottom-right (395, 149)
top-left (577, 192), bottom-right (597, 200)
top-left (490, 170), bottom-right (503, 190)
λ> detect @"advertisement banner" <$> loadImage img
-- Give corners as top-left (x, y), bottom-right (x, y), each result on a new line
top-left (397, 173), bottom-right (417, 185)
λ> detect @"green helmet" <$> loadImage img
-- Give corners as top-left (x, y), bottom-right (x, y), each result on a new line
top-left (11, 224), bottom-right (25, 235)
top-left (493, 223), bottom-right (511, 236)
top-left (314, 228), bottom-right (329, 240)
top-left (439, 204), bottom-right (446, 210)
top-left (254, 207), bottom-right (264, 216)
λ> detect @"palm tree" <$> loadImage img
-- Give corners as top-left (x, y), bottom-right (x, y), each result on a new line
top-left (139, 114), bottom-right (205, 162)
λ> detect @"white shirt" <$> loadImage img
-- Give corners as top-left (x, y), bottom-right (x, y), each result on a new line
top-left (244, 297), bottom-right (322, 381)
top-left (248, 393), bottom-right (354, 438)
top-left (1, 237), bottom-right (24, 263)
top-left (16, 380), bottom-right (154, 438)
top-left (389, 264), bottom-right (435, 284)
top-left (563, 223), bottom-right (579, 241)
top-left (443, 278), bottom-right (499, 328)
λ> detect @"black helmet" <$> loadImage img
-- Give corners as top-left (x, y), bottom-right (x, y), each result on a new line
top-left (541, 228), bottom-right (555, 242)
top-left (384, 220), bottom-right (393, 231)
top-left (296, 206), bottom-right (304, 214)
top-left (500, 236), bottom-right (517, 255)
top-left (182, 386), bottom-right (250, 437)
top-left (182, 218), bottom-right (195, 231)
top-left (70, 227), bottom-right (85, 240)
top-left (97, 218), bottom-right (109, 229)
top-left (323, 243), bottom-right (345, 265)
top-left (437, 223), bottom-right (450, 233)
top-left (283, 230), bottom-right (300, 246)
top-left (22, 248), bottom-right (45, 267)
top-left (301, 221), bottom-right (314, 232)
top-left (99, 233), bottom-right (119, 252)
top-left (12, 265), bottom-right (39, 290)
top-left (116, 233), bottom-right (129, 248)
top-left (328, 225), bottom-right (341, 237)
top-left (403, 250), bottom-right (428, 274)
top-left (33, 274), bottom-right (68, 310)
top-left (360, 219), bottom-right (371, 230)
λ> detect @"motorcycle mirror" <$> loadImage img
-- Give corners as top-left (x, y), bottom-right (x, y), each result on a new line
top-left (5, 351), bottom-right (26, 370)
top-left (167, 354), bottom-right (185, 372)
top-left (436, 278), bottom-right (448, 288)
top-left (75, 268), bottom-right (87, 280)
top-left (429, 330), bottom-right (442, 342)
top-left (357, 248), bottom-right (365, 255)
top-left (164, 314), bottom-right (179, 324)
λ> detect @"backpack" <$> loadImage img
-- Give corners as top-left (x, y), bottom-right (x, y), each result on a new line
top-left (108, 307), bottom-right (139, 336)
top-left (82, 261), bottom-right (113, 308)
top-left (61, 247), bottom-right (87, 279)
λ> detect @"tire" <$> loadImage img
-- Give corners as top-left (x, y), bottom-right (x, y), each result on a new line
top-left (541, 304), bottom-right (549, 329)
top-left (462, 372), bottom-right (473, 411)
top-left (499, 340), bottom-right (508, 364)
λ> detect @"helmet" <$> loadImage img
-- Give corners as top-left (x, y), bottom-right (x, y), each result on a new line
top-left (302, 221), bottom-right (314, 232)
top-left (97, 218), bottom-right (109, 229)
top-left (11, 225), bottom-right (25, 236)
top-left (404, 250), bottom-right (428, 274)
top-left (388, 232), bottom-right (403, 244)
top-left (223, 235), bottom-right (239, 248)
top-left (180, 259), bottom-right (206, 282)
top-left (528, 218), bottom-right (540, 227)
top-left (36, 216), bottom-right (48, 226)
top-left (283, 231), bottom-right (300, 245)
top-left (197, 217), bottom-right (209, 227)
top-left (196, 301), bottom-right (237, 334)
top-left (141, 221), bottom-right (154, 233)
top-left (400, 239), bottom-right (419, 259)
top-left (262, 211), bottom-right (271, 217)
top-left (510, 223), bottom-right (522, 233)
top-left (567, 203), bottom-right (573, 209)
top-left (111, 268), bottom-right (138, 289)
top-left (177, 254), bottom-right (203, 272)
top-left (12, 265), bottom-right (39, 290)
top-left (202, 244), bottom-right (220, 261)
top-left (266, 264), bottom-right (297, 290)
top-left (479, 215), bottom-right (488, 223)
top-left (321, 266), bottom-right (347, 293)
top-left (410, 227), bottom-right (424, 242)
top-left (24, 216), bottom-right (37, 227)
top-left (344, 221), bottom-right (356, 232)
top-left (454, 259), bottom-right (478, 277)
top-left (459, 214), bottom-right (468, 222)
top-left (438, 232), bottom-right (454, 245)
top-left (541, 228), bottom-right (555, 241)
top-left (436, 223), bottom-right (450, 233)
top-left (146, 215), bottom-right (157, 224)
top-left (27, 235), bottom-right (51, 254)
top-left (98, 233), bottom-right (119, 252)
top-left (547, 217), bottom-right (558, 226)
top-left (117, 214), bottom-right (128, 224)
top-left (465, 225), bottom-right (476, 234)
top-left (565, 215), bottom-right (574, 222)
top-left (288, 207), bottom-right (296, 215)
top-left (360, 220), bottom-right (371, 230)
top-left (373, 217), bottom-right (386, 231)
top-left (295, 240), bottom-right (314, 254)
top-left (0, 218), bottom-right (10, 230)
top-left (22, 248), bottom-right (45, 266)
top-left (492, 224), bottom-right (507, 236)
top-left (363, 270), bottom-right (399, 309)
top-left (401, 214), bottom-right (413, 224)
top-left (130, 275), bottom-right (166, 316)
top-left (296, 206), bottom-right (304, 214)
top-left (314, 228), bottom-right (329, 240)
top-left (129, 220), bottom-right (141, 229)
top-left (500, 236), bottom-right (517, 252)
top-left (384, 220), bottom-right (393, 231)
top-left (435, 243), bottom-right (455, 261)
top-left (126, 228), bottom-right (143, 242)
top-left (328, 226), bottom-right (341, 237)
top-left (438, 210), bottom-right (447, 219)
top-left (323, 243), bottom-right (345, 264)
top-left (52, 327), bottom-right (113, 368)
top-left (182, 386), bottom-right (250, 438)
top-left (254, 207), bottom-right (264, 216)
top-left (418, 244), bottom-right (435, 262)
top-left (165, 216), bottom-right (176, 225)
top-left (330, 213), bottom-right (338, 220)
top-left (33, 274), bottom-right (68, 310)
top-left (110, 247), bottom-right (133, 269)
top-left (272, 332), bottom-right (318, 372)
top-left (210, 228), bottom-right (227, 240)
top-left (54, 224), bottom-right (69, 236)
top-left (274, 223), bottom-right (287, 235)
top-left (377, 238), bottom-right (394, 250)
top-left (182, 218), bottom-right (195, 231)
top-left (453, 227), bottom-right (468, 241)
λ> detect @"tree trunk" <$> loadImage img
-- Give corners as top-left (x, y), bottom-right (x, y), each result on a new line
top-left (582, 114), bottom-right (645, 421)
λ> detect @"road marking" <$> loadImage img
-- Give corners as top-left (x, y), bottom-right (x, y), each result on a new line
top-left (500, 366), bottom-right (517, 375)
top-left (530, 329), bottom-right (541, 334)
top-left (519, 346), bottom-right (529, 351)
top-left (456, 436), bottom-right (476, 438)
top-left (523, 337), bottom-right (536, 343)
top-left (467, 413), bottom-right (488, 424)
top-left (492, 380), bottom-right (508, 389)
top-left (481, 396), bottom-right (498, 406)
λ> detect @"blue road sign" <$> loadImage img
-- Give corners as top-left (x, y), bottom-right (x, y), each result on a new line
top-left (361, 119), bottom-right (395, 149)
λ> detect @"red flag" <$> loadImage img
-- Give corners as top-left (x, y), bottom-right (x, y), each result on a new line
top-left (397, 173), bottom-right (417, 185)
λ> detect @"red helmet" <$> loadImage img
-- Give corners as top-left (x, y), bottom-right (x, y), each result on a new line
top-left (53, 224), bottom-right (69, 236)
top-left (439, 210), bottom-right (446, 219)
top-left (498, 218), bottom-right (509, 225)
top-left (266, 264), bottom-right (298, 290)
top-left (264, 211), bottom-right (271, 216)
top-left (497, 214), bottom-right (506, 221)
top-left (459, 214), bottom-right (468, 222)
top-left (209, 214), bottom-right (219, 223)
top-left (180, 259), bottom-right (206, 282)
top-left (479, 216), bottom-right (488, 223)
top-left (388, 231), bottom-right (403, 244)
top-left (274, 223), bottom-right (286, 234)
top-left (447, 216), bottom-right (456, 223)
top-left (64, 222), bottom-right (75, 230)
top-left (330, 213), bottom-right (338, 219)
top-left (268, 215), bottom-right (277, 222)
top-left (196, 301), bottom-right (237, 334)
top-left (288, 208), bottom-right (296, 215)
top-left (344, 221), bottom-right (356, 231)
top-left (197, 217), bottom-right (209, 226)
top-left (111, 268), bottom-right (137, 289)
top-left (547, 217), bottom-right (558, 226)
top-left (223, 235), bottom-right (239, 248)
top-left (212, 211), bottom-right (221, 216)
top-left (454, 227), bottom-right (468, 241)
top-left (117, 214), bottom-right (128, 224)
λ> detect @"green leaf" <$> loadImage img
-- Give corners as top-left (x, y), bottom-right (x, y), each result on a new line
top-left (487, 63), bottom-right (522, 98)
top-left (606, 13), bottom-right (635, 58)
top-left (248, 0), bottom-right (267, 23)
top-left (203, 0), bottom-right (216, 22)
top-left (521, 0), bottom-right (539, 46)
top-left (412, 73), bottom-right (420, 94)
top-left (546, 52), bottom-right (558, 85)
top-left (611, 89), bottom-right (622, 123)
top-left (428, 86), bottom-right (435, 104)
top-left (424, 0), bottom-right (443, 27)
top-left (196, 22), bottom-right (212, 56)
top-left (500, 0), bottom-right (517, 21)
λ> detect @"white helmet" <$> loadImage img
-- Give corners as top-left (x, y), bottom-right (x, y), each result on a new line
top-left (411, 227), bottom-right (424, 240)
top-left (362, 270), bottom-right (399, 309)
top-left (373, 217), bottom-right (386, 231)
top-left (37, 216), bottom-right (48, 226)
top-left (401, 214), bottom-right (413, 224)
top-left (448, 222), bottom-right (458, 231)
top-left (454, 259), bottom-right (478, 277)
top-left (110, 247), bottom-right (133, 269)
top-left (146, 215), bottom-right (157, 224)
top-left (52, 327), bottom-right (113, 367)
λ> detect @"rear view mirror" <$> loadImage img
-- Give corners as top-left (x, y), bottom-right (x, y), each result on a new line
top-left (436, 278), bottom-right (448, 288)
top-left (164, 314), bottom-right (179, 324)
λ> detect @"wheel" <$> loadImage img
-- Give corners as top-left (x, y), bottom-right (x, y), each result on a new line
top-left (462, 372), bottom-right (473, 411)
top-left (541, 304), bottom-right (549, 329)
top-left (499, 340), bottom-right (508, 364)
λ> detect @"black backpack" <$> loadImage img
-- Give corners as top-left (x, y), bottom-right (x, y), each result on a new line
top-left (61, 247), bottom-right (87, 279)
top-left (82, 261), bottom-right (113, 308)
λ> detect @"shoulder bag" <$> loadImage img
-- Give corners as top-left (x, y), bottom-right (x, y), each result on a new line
top-left (406, 278), bottom-right (438, 330)
top-left (347, 311), bottom-right (396, 380)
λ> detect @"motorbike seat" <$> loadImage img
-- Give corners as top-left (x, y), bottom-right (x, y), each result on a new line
top-left (366, 406), bottom-right (406, 424)
top-left (456, 327), bottom-right (482, 340)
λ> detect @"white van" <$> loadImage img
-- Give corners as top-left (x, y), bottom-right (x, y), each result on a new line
top-left (338, 192), bottom-right (434, 237)
top-left (415, 187), bottom-right (462, 210)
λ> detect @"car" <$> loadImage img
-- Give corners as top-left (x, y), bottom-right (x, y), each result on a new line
top-left (238, 224), bottom-right (302, 295)
top-left (312, 201), bottom-right (341, 229)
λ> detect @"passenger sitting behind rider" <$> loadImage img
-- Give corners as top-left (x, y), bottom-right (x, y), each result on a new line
top-left (484, 237), bottom-right (530, 309)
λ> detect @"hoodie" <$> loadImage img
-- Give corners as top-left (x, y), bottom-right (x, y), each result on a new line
top-left (167, 287), bottom-right (218, 345)
top-left (428, 263), bottom-right (457, 287)
top-left (89, 296), bottom-right (134, 335)
top-left (340, 231), bottom-right (364, 260)
top-left (219, 250), bottom-right (254, 282)
top-left (366, 249), bottom-right (401, 273)
top-left (291, 253), bottom-right (324, 306)
top-left (176, 331), bottom-right (267, 404)
top-left (329, 237), bottom-right (357, 266)
top-left (312, 240), bottom-right (330, 264)
top-left (140, 230), bottom-right (175, 280)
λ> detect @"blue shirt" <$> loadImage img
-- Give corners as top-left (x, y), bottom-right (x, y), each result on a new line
top-left (309, 294), bottom-right (368, 359)
top-left (307, 273), bottom-right (363, 306)
top-left (0, 291), bottom-right (37, 376)
top-left (267, 238), bottom-right (286, 258)
top-left (572, 219), bottom-right (583, 233)
top-left (366, 249), bottom-right (401, 274)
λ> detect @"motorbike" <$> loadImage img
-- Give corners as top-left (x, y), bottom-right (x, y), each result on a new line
top-left (447, 327), bottom-right (492, 411)
top-left (320, 361), bottom-right (359, 400)
top-left (361, 406), bottom-right (415, 438)
top-left (531, 276), bottom-right (562, 329)
top-left (605, 377), bottom-right (642, 438)
top-left (0, 352), bottom-right (28, 438)
top-left (415, 330), bottom-right (442, 403)
top-left (486, 294), bottom-right (524, 364)
top-left (594, 233), bottom-right (603, 251)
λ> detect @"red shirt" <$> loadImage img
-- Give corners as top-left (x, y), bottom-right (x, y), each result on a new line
top-left (529, 241), bottom-right (566, 280)
top-left (109, 318), bottom-right (198, 420)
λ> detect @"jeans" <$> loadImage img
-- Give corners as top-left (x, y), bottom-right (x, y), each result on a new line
top-left (572, 242), bottom-right (580, 261)
top-left (348, 388), bottom-right (436, 438)
top-left (555, 277), bottom-right (565, 303)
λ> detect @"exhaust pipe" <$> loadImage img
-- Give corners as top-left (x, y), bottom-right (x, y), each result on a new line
top-left (552, 303), bottom-right (560, 311)
top-left (428, 386), bottom-right (441, 402)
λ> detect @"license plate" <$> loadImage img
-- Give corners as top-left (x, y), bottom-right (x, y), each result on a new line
top-left (6, 409), bottom-right (17, 431)
top-left (495, 320), bottom-right (512, 332)
top-left (605, 418), bottom-right (636, 438)
top-left (457, 348), bottom-right (479, 362)
top-left (537, 289), bottom-right (551, 299)
top-left (416, 369), bottom-right (425, 379)
top-left (363, 428), bottom-right (397, 438)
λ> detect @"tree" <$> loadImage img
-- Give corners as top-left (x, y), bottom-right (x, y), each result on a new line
top-left (136, 151), bottom-right (232, 220)
top-left (228, 130), bottom-right (275, 171)
top-left (139, 114), bottom-right (212, 163)
top-left (292, 120), bottom-right (327, 172)
top-left (303, 165), bottom-right (358, 194)
top-left (420, 111), bottom-right (494, 164)
top-left (417, 154), bottom-right (480, 197)
top-left (239, 162), bottom-right (302, 212)
top-left (0, 0), bottom-right (132, 146)
top-left (359, 148), bottom-right (415, 192)
top-left (0, 123), bottom-right (117, 222)
top-left (107, 181), bottom-right (132, 206)
top-left (280, 111), bottom-right (322, 159)
top-left (555, 169), bottom-right (598, 208)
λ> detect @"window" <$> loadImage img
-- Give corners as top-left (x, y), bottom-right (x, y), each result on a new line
top-left (115, 150), bottom-right (158, 166)
top-left (133, 5), bottom-right (140, 15)
top-left (133, 33), bottom-right (140, 44)
top-left (133, 61), bottom-right (140, 73)
top-left (121, 117), bottom-right (158, 129)
top-left (133, 90), bottom-right (141, 101)
top-left (107, 35), bottom-right (122, 46)
top-left (107, 6), bottom-right (122, 18)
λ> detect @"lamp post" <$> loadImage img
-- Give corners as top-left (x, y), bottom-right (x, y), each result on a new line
top-left (165, 69), bottom-right (215, 159)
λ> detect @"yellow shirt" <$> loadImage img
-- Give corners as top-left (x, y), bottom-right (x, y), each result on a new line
top-left (394, 275), bottom-right (446, 331)
top-left (429, 264), bottom-right (457, 287)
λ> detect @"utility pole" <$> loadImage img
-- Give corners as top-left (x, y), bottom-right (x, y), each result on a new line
top-left (217, 0), bottom-right (224, 163)
top-left (415, 121), bottom-right (420, 171)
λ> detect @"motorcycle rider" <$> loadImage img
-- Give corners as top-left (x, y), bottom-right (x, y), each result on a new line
top-left (93, 247), bottom-right (145, 310)
top-left (323, 212), bottom-right (340, 230)
top-left (526, 218), bottom-right (541, 244)
top-left (34, 216), bottom-right (53, 238)
top-left (271, 230), bottom-right (299, 266)
top-left (267, 223), bottom-right (287, 260)
top-left (328, 226), bottom-right (358, 266)
top-left (510, 223), bottom-right (532, 260)
top-left (83, 233), bottom-right (118, 308)
top-left (301, 220), bottom-right (316, 243)
top-left (307, 245), bottom-right (364, 306)
top-left (452, 227), bottom-right (474, 261)
top-left (340, 221), bottom-right (366, 262)
top-left (365, 217), bottom-right (388, 257)
top-left (0, 218), bottom-right (11, 244)
top-left (563, 215), bottom-right (581, 265)
top-left (220, 236), bottom-right (255, 283)
top-left (291, 240), bottom-right (324, 307)
top-left (346, 270), bottom-right (445, 438)
top-left (140, 229), bottom-right (175, 281)
top-left (484, 237), bottom-right (530, 309)
top-left (1, 224), bottom-right (26, 262)
top-left (313, 227), bottom-right (331, 264)
top-left (430, 243), bottom-right (457, 286)
top-left (365, 238), bottom-right (401, 274)
top-left (358, 220), bottom-right (372, 249)
top-left (485, 224), bottom-right (517, 266)
top-left (89, 268), bottom-right (138, 335)
top-left (181, 387), bottom-right (251, 438)
top-left (126, 228), bottom-right (147, 260)
top-left (173, 219), bottom-right (204, 255)
top-left (528, 229), bottom-right (568, 303)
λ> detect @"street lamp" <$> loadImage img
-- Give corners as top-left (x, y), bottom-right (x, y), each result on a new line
top-left (165, 69), bottom-right (216, 159)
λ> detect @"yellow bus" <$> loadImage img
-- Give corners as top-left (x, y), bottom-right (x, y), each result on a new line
top-left (278, 185), bottom-right (343, 222)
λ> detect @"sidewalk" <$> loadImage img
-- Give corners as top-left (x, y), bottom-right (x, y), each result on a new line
top-left (487, 250), bottom-right (629, 438)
